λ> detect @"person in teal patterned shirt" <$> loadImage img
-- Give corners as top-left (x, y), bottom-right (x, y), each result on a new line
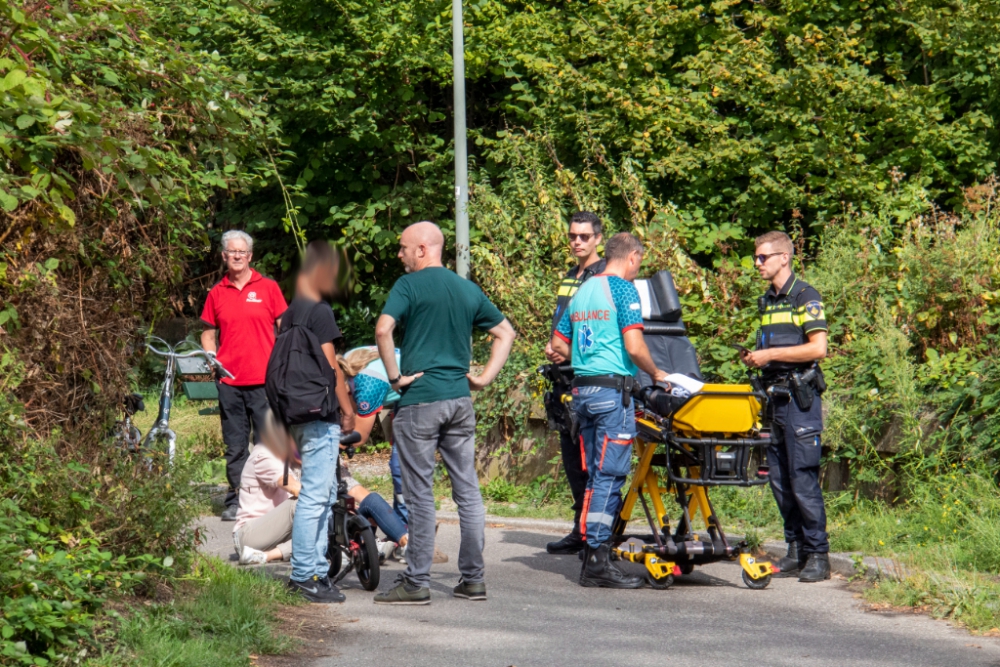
top-left (551, 232), bottom-right (670, 589)
top-left (338, 346), bottom-right (407, 527)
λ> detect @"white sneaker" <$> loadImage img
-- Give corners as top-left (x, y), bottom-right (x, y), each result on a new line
top-left (397, 544), bottom-right (407, 564)
top-left (239, 545), bottom-right (268, 566)
top-left (376, 540), bottom-right (396, 564)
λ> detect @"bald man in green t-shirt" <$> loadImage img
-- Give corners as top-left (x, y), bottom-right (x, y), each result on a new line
top-left (374, 221), bottom-right (517, 605)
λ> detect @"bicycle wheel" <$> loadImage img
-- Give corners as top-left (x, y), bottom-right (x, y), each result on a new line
top-left (327, 541), bottom-right (343, 579)
top-left (142, 428), bottom-right (176, 470)
top-left (351, 526), bottom-right (380, 591)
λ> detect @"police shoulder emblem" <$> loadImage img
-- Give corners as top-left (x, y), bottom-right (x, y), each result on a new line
top-left (805, 300), bottom-right (823, 318)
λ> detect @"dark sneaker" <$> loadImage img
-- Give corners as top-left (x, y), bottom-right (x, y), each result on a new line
top-left (774, 540), bottom-right (806, 577)
top-left (546, 533), bottom-right (586, 555)
top-left (288, 576), bottom-right (346, 603)
top-left (374, 579), bottom-right (431, 605)
top-left (453, 579), bottom-right (487, 601)
top-left (798, 552), bottom-right (832, 583)
top-left (220, 505), bottom-right (239, 522)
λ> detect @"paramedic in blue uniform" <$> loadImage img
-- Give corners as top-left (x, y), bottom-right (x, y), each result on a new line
top-left (544, 211), bottom-right (607, 555)
top-left (550, 232), bottom-right (670, 589)
top-left (740, 230), bottom-right (831, 583)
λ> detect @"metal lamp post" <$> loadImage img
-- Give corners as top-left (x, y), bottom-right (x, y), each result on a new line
top-left (452, 0), bottom-right (470, 279)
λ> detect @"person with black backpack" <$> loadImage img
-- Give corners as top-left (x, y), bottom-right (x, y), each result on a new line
top-left (265, 240), bottom-right (355, 603)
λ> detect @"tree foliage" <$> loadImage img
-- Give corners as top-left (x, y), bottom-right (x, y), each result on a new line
top-left (0, 0), bottom-right (275, 436)
top-left (179, 0), bottom-right (1000, 293)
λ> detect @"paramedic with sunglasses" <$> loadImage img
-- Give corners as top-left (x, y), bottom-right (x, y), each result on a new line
top-left (543, 211), bottom-right (607, 556)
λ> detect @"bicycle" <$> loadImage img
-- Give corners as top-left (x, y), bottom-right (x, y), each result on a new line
top-left (327, 430), bottom-right (381, 591)
top-left (143, 336), bottom-right (234, 466)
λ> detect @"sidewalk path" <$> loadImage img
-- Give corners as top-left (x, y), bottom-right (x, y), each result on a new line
top-left (197, 516), bottom-right (1000, 667)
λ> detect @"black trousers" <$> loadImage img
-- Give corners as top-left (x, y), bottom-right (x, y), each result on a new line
top-left (558, 428), bottom-right (589, 537)
top-left (767, 392), bottom-right (829, 553)
top-left (216, 382), bottom-right (270, 509)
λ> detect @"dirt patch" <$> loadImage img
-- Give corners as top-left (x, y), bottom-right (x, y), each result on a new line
top-left (345, 448), bottom-right (392, 479)
top-left (254, 604), bottom-right (357, 667)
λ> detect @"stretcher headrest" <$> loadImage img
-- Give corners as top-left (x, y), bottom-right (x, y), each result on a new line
top-left (635, 270), bottom-right (683, 323)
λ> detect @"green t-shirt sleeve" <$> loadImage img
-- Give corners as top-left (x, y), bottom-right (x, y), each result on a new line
top-left (381, 278), bottom-right (411, 324)
top-left (474, 289), bottom-right (505, 331)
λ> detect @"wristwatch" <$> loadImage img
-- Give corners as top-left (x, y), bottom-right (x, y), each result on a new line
top-left (389, 374), bottom-right (402, 385)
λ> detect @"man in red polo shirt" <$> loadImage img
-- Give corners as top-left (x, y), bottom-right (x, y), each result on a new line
top-left (201, 230), bottom-right (288, 522)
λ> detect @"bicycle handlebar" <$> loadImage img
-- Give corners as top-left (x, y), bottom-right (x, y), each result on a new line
top-left (145, 341), bottom-right (235, 380)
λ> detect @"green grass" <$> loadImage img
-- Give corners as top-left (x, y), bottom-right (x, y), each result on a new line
top-left (818, 468), bottom-right (1000, 633)
top-left (89, 557), bottom-right (300, 667)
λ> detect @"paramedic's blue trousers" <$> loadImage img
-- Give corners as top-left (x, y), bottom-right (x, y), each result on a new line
top-left (572, 385), bottom-right (636, 547)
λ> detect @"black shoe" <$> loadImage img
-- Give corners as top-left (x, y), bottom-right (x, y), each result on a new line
top-left (288, 575), bottom-right (346, 603)
top-left (579, 544), bottom-right (643, 589)
top-left (547, 533), bottom-right (586, 555)
top-left (453, 579), bottom-right (487, 600)
top-left (774, 540), bottom-right (806, 577)
top-left (798, 552), bottom-right (831, 582)
top-left (220, 505), bottom-right (239, 522)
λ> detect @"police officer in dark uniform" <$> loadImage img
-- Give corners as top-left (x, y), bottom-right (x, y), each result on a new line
top-left (740, 231), bottom-right (831, 582)
top-left (543, 211), bottom-right (606, 555)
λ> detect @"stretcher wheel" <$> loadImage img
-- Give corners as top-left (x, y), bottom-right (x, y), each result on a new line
top-left (678, 563), bottom-right (695, 576)
top-left (742, 569), bottom-right (771, 590)
top-left (647, 573), bottom-right (674, 590)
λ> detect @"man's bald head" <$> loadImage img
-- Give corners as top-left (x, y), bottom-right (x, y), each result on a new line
top-left (398, 221), bottom-right (445, 273)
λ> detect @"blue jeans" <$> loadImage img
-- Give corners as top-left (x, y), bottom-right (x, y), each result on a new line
top-left (289, 421), bottom-right (340, 582)
top-left (388, 443), bottom-right (409, 526)
top-left (573, 385), bottom-right (636, 547)
top-left (358, 493), bottom-right (408, 543)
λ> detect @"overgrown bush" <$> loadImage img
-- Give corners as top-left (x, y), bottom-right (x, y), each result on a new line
top-left (0, 499), bottom-right (162, 666)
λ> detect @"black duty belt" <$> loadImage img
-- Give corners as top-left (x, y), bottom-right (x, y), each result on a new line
top-left (572, 375), bottom-right (636, 406)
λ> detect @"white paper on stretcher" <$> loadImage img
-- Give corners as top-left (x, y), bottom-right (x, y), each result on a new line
top-left (665, 373), bottom-right (704, 395)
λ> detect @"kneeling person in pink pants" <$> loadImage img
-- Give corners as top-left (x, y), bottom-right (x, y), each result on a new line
top-left (233, 429), bottom-right (301, 565)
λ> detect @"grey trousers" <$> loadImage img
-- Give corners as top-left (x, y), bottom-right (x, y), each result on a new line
top-left (233, 498), bottom-right (297, 561)
top-left (393, 397), bottom-right (484, 588)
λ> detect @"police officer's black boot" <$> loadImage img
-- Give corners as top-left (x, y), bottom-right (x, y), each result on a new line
top-left (774, 540), bottom-right (806, 577)
top-left (547, 532), bottom-right (586, 555)
top-left (579, 544), bottom-right (643, 589)
top-left (798, 552), bottom-right (831, 582)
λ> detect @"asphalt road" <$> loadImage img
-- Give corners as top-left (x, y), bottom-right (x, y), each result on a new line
top-left (198, 516), bottom-right (1000, 667)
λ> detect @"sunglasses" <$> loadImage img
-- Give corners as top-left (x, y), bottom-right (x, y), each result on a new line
top-left (568, 233), bottom-right (595, 242)
top-left (754, 252), bottom-right (784, 265)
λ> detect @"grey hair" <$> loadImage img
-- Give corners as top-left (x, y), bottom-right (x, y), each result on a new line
top-left (221, 230), bottom-right (253, 253)
top-left (604, 232), bottom-right (644, 261)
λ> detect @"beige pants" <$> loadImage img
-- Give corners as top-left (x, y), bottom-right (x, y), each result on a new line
top-left (233, 498), bottom-right (297, 560)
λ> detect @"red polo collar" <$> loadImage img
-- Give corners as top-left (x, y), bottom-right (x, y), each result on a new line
top-left (220, 269), bottom-right (262, 290)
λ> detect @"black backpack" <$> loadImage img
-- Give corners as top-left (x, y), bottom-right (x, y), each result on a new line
top-left (265, 307), bottom-right (336, 425)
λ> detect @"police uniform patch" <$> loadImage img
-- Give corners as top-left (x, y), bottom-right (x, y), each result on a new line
top-left (805, 300), bottom-right (823, 318)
